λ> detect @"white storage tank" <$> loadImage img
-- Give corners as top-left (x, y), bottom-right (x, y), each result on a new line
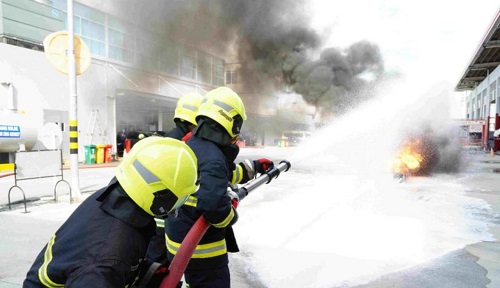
top-left (0, 113), bottom-right (40, 152)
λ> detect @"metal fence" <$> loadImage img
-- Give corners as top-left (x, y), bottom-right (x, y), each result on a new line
top-left (8, 149), bottom-right (70, 212)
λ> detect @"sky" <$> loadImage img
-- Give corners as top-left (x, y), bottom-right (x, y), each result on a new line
top-left (309, 0), bottom-right (500, 118)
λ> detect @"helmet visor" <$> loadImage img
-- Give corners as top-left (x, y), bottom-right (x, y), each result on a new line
top-left (232, 114), bottom-right (243, 136)
top-left (150, 189), bottom-right (179, 216)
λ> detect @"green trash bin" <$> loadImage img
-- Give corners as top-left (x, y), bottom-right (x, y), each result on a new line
top-left (84, 145), bottom-right (96, 164)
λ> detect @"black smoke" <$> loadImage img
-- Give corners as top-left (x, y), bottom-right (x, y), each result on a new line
top-left (398, 122), bottom-right (464, 176)
top-left (126, 0), bottom-right (387, 118)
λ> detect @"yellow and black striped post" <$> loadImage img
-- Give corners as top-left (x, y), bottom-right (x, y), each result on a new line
top-left (69, 120), bottom-right (78, 155)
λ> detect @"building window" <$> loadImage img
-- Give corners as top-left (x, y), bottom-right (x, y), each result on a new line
top-left (180, 49), bottom-right (195, 79)
top-left (213, 58), bottom-right (225, 85)
top-left (197, 52), bottom-right (212, 83)
top-left (135, 30), bottom-right (158, 71)
top-left (59, 1), bottom-right (106, 56)
top-left (108, 28), bottom-right (135, 63)
top-left (108, 17), bottom-right (135, 63)
top-left (79, 18), bottom-right (105, 56)
top-left (225, 71), bottom-right (237, 85)
top-left (53, 0), bottom-right (226, 85)
top-left (161, 42), bottom-right (180, 76)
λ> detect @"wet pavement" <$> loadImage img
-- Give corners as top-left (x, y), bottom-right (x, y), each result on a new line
top-left (0, 148), bottom-right (499, 287)
top-left (355, 151), bottom-right (500, 288)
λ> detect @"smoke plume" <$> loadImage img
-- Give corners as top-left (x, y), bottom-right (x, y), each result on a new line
top-left (125, 0), bottom-right (388, 119)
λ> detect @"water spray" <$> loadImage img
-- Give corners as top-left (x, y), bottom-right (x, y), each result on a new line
top-left (160, 160), bottom-right (292, 288)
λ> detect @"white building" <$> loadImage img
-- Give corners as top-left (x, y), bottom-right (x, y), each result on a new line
top-left (456, 9), bottom-right (500, 150)
top-left (0, 0), bottom-right (313, 164)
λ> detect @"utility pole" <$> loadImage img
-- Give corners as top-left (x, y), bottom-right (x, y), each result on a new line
top-left (67, 0), bottom-right (82, 201)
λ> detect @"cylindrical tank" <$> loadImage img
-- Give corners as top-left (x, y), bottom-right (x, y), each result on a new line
top-left (0, 113), bottom-right (40, 152)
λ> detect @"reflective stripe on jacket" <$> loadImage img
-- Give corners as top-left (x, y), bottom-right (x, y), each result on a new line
top-left (165, 135), bottom-right (235, 269)
top-left (23, 180), bottom-right (155, 287)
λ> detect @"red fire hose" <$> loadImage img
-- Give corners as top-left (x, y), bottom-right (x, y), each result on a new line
top-left (160, 160), bottom-right (291, 288)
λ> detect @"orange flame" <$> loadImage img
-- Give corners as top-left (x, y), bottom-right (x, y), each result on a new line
top-left (400, 147), bottom-right (423, 170)
top-left (394, 140), bottom-right (424, 174)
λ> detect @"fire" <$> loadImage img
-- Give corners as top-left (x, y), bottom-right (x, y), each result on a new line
top-left (399, 146), bottom-right (423, 170)
top-left (393, 139), bottom-right (427, 175)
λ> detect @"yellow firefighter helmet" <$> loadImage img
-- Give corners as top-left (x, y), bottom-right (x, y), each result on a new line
top-left (196, 87), bottom-right (247, 138)
top-left (174, 92), bottom-right (204, 125)
top-left (115, 137), bottom-right (199, 216)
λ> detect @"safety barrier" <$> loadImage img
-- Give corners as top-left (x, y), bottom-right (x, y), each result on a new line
top-left (8, 149), bottom-right (70, 213)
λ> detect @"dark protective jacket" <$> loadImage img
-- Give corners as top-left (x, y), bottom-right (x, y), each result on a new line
top-left (146, 124), bottom-right (190, 263)
top-left (165, 134), bottom-right (237, 270)
top-left (23, 178), bottom-right (156, 288)
top-left (164, 122), bottom-right (190, 141)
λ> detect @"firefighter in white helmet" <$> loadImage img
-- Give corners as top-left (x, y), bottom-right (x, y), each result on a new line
top-left (165, 87), bottom-right (273, 288)
top-left (23, 137), bottom-right (200, 287)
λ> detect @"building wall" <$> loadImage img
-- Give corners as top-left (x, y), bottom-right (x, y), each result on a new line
top-left (0, 41), bottom-right (218, 162)
top-left (1, 0), bottom-right (64, 43)
top-left (0, 0), bottom-right (228, 163)
top-left (466, 66), bottom-right (500, 120)
top-left (0, 0), bottom-right (316, 157)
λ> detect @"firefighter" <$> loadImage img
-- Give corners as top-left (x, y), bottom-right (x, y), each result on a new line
top-left (165, 87), bottom-right (273, 288)
top-left (165, 92), bottom-right (204, 140)
top-left (138, 90), bottom-right (270, 287)
top-left (143, 92), bottom-right (204, 280)
top-left (23, 137), bottom-right (200, 288)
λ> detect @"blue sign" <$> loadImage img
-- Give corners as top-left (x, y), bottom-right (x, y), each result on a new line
top-left (0, 125), bottom-right (21, 138)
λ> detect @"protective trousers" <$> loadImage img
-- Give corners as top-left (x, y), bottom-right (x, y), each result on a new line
top-left (184, 265), bottom-right (230, 288)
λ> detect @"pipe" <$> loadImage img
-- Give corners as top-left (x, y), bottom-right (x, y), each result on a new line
top-left (236, 160), bottom-right (291, 200)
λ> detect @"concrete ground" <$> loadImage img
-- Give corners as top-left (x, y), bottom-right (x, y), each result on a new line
top-left (355, 151), bottom-right (500, 288)
top-left (0, 149), bottom-right (499, 287)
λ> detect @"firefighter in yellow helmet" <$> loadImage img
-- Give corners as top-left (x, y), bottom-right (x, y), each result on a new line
top-left (143, 92), bottom-right (204, 273)
top-left (23, 137), bottom-right (199, 287)
top-left (138, 92), bottom-right (203, 287)
top-left (165, 92), bottom-right (204, 140)
top-left (165, 87), bottom-right (273, 288)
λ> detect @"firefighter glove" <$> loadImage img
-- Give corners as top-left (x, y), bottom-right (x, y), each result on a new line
top-left (254, 158), bottom-right (274, 173)
top-left (241, 158), bottom-right (274, 181)
top-left (228, 190), bottom-right (239, 209)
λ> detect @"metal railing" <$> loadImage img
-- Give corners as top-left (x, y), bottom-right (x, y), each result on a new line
top-left (8, 149), bottom-right (70, 213)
